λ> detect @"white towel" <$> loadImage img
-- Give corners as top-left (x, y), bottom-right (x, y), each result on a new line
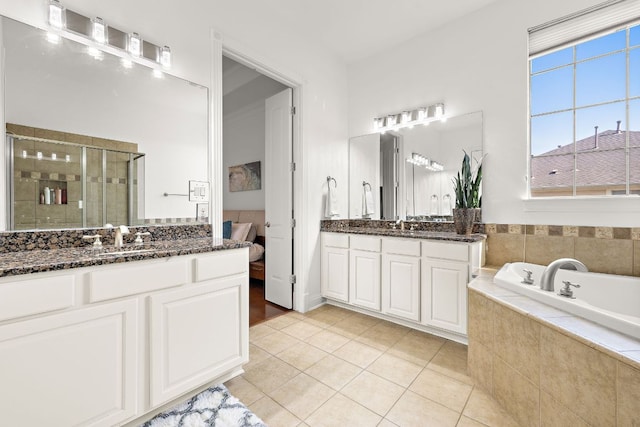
top-left (441, 194), bottom-right (452, 216)
top-left (430, 195), bottom-right (439, 215)
top-left (325, 184), bottom-right (339, 218)
top-left (362, 189), bottom-right (374, 217)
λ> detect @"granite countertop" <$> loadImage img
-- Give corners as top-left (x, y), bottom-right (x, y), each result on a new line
top-left (323, 226), bottom-right (486, 243)
top-left (0, 238), bottom-right (251, 278)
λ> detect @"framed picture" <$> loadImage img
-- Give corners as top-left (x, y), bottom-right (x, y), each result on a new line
top-left (228, 161), bottom-right (261, 192)
top-left (196, 203), bottom-right (209, 222)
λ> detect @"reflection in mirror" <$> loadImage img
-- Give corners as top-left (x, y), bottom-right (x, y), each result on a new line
top-left (2, 16), bottom-right (209, 231)
top-left (349, 111), bottom-right (483, 221)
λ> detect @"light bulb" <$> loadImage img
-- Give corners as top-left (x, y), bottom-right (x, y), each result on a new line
top-left (37, 152), bottom-right (43, 160)
top-left (48, 0), bottom-right (65, 29)
top-left (91, 17), bottom-right (107, 44)
top-left (128, 32), bottom-right (142, 57)
top-left (160, 46), bottom-right (171, 68)
top-left (51, 153), bottom-right (57, 160)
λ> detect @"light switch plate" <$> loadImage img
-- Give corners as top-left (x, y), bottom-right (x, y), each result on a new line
top-left (189, 180), bottom-right (209, 202)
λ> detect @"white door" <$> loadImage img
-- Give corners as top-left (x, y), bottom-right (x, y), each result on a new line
top-left (382, 254), bottom-right (421, 321)
top-left (421, 259), bottom-right (468, 334)
top-left (265, 88), bottom-right (293, 309)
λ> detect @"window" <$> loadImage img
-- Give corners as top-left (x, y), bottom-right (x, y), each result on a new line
top-left (528, 1), bottom-right (640, 197)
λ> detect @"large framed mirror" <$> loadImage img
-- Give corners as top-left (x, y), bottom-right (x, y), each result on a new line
top-left (348, 111), bottom-right (483, 221)
top-left (2, 15), bottom-right (209, 230)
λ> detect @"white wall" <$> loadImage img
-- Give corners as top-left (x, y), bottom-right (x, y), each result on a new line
top-left (348, 0), bottom-right (640, 227)
top-left (223, 102), bottom-right (266, 210)
top-left (0, 0), bottom-right (350, 311)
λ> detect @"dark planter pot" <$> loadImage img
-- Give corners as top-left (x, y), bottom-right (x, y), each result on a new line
top-left (453, 208), bottom-right (476, 236)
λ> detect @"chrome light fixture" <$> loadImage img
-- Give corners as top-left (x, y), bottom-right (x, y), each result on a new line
top-left (127, 32), bottom-right (142, 57)
top-left (91, 17), bottom-right (107, 44)
top-left (373, 102), bottom-right (447, 133)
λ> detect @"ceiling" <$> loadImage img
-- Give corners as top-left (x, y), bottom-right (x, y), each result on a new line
top-left (261, 0), bottom-right (500, 62)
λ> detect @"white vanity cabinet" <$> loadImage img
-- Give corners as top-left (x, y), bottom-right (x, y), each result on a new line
top-left (0, 248), bottom-right (249, 427)
top-left (381, 239), bottom-right (421, 322)
top-left (349, 236), bottom-right (381, 311)
top-left (321, 233), bottom-right (350, 302)
top-left (321, 231), bottom-right (483, 343)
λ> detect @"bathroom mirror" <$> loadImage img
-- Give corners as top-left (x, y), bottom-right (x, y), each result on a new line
top-left (2, 15), bottom-right (209, 230)
top-left (348, 111), bottom-right (483, 221)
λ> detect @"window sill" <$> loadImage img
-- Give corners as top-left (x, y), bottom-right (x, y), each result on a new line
top-left (522, 195), bottom-right (640, 213)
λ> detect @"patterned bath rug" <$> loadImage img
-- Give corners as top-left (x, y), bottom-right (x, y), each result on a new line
top-left (140, 384), bottom-right (266, 427)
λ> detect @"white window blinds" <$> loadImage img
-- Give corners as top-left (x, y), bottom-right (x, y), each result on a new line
top-left (529, 0), bottom-right (640, 56)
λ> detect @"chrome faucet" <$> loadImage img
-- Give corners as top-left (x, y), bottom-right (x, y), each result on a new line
top-left (395, 219), bottom-right (405, 230)
top-left (539, 258), bottom-right (588, 292)
top-left (113, 225), bottom-right (130, 248)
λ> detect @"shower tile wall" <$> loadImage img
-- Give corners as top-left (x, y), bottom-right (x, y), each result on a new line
top-left (485, 223), bottom-right (640, 277)
top-left (8, 123), bottom-right (138, 230)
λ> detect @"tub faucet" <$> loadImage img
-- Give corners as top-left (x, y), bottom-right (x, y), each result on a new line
top-left (539, 258), bottom-right (588, 292)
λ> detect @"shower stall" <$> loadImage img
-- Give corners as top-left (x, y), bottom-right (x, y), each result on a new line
top-left (7, 134), bottom-right (145, 230)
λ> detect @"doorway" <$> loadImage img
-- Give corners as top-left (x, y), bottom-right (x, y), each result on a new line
top-left (222, 55), bottom-right (295, 320)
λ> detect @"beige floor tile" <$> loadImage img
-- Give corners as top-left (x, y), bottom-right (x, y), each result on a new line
top-left (377, 419), bottom-right (399, 427)
top-left (243, 357), bottom-right (301, 394)
top-left (249, 323), bottom-right (277, 342)
top-left (341, 371), bottom-right (405, 416)
top-left (386, 330), bottom-right (445, 366)
top-left (224, 376), bottom-right (265, 406)
top-left (243, 343), bottom-right (271, 371)
top-left (462, 388), bottom-right (519, 427)
top-left (264, 314), bottom-right (300, 330)
top-left (277, 342), bottom-right (328, 371)
top-left (281, 321), bottom-right (324, 340)
top-left (270, 373), bottom-right (336, 420)
top-left (305, 329), bottom-right (350, 353)
top-left (333, 340), bottom-right (383, 368)
top-left (428, 341), bottom-right (474, 385)
top-left (409, 368), bottom-right (473, 413)
top-left (366, 353), bottom-right (423, 388)
top-left (315, 305), bottom-right (355, 320)
top-left (304, 393), bottom-right (382, 427)
top-left (355, 323), bottom-right (409, 351)
top-left (253, 330), bottom-right (302, 355)
top-left (286, 311), bottom-right (307, 320)
top-left (386, 390), bottom-right (460, 427)
top-left (456, 415), bottom-right (487, 427)
top-left (249, 396), bottom-right (301, 427)
top-left (328, 318), bottom-right (374, 339)
top-left (305, 354), bottom-right (362, 391)
top-left (304, 310), bottom-right (343, 326)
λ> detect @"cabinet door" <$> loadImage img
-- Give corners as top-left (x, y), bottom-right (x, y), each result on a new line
top-left (421, 259), bottom-right (468, 334)
top-left (349, 250), bottom-right (381, 311)
top-left (0, 300), bottom-right (138, 427)
top-left (149, 276), bottom-right (248, 406)
top-left (321, 246), bottom-right (350, 302)
top-left (382, 254), bottom-right (420, 321)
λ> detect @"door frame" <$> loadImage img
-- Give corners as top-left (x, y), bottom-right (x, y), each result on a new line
top-left (210, 30), bottom-right (304, 312)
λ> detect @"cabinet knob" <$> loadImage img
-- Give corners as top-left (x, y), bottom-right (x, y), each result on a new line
top-left (265, 222), bottom-right (271, 228)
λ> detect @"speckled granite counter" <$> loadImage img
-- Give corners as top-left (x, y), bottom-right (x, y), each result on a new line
top-left (0, 238), bottom-right (251, 278)
top-left (320, 220), bottom-right (485, 243)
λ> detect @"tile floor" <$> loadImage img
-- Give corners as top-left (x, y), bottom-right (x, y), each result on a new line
top-left (225, 304), bottom-right (519, 426)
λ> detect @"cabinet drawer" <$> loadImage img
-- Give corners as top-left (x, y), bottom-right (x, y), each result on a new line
top-left (89, 257), bottom-right (189, 302)
top-left (382, 238), bottom-right (421, 257)
top-left (322, 233), bottom-right (349, 249)
top-left (351, 235), bottom-right (381, 252)
top-left (422, 241), bottom-right (469, 262)
top-left (0, 274), bottom-right (75, 322)
top-left (195, 249), bottom-right (248, 282)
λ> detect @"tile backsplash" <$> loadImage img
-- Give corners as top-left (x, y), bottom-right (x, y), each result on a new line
top-left (485, 223), bottom-right (640, 277)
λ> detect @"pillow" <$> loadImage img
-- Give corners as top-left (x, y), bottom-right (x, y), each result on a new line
top-left (248, 243), bottom-right (265, 262)
top-left (222, 220), bottom-right (233, 239)
top-left (246, 224), bottom-right (258, 242)
top-left (230, 222), bottom-right (252, 241)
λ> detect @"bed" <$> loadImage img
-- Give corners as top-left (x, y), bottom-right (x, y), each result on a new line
top-left (223, 210), bottom-right (266, 281)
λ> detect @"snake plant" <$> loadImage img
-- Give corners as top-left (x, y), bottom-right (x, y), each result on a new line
top-left (452, 151), bottom-right (482, 209)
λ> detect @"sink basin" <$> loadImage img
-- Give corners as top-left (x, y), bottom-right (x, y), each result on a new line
top-left (94, 248), bottom-right (156, 257)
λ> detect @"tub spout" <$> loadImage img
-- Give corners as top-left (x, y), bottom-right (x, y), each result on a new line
top-left (539, 258), bottom-right (588, 292)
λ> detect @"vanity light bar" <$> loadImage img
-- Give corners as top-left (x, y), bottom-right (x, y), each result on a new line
top-left (407, 152), bottom-right (444, 171)
top-left (45, 2), bottom-right (172, 70)
top-left (373, 102), bottom-right (447, 133)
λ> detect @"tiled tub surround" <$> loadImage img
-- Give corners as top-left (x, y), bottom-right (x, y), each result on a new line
top-left (468, 270), bottom-right (640, 427)
top-left (485, 223), bottom-right (640, 276)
